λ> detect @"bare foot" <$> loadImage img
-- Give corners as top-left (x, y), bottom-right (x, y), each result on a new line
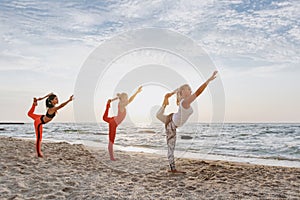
top-left (163, 97), bottom-right (169, 106)
top-left (37, 153), bottom-right (44, 158)
top-left (33, 98), bottom-right (38, 106)
top-left (163, 92), bottom-right (175, 106)
top-left (110, 157), bottom-right (117, 161)
top-left (107, 99), bottom-right (112, 104)
top-left (106, 99), bottom-right (112, 108)
top-left (163, 94), bottom-right (171, 106)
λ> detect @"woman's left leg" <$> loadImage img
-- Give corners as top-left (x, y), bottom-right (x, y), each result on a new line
top-left (108, 120), bottom-right (117, 161)
top-left (34, 118), bottom-right (44, 157)
top-left (166, 120), bottom-right (177, 171)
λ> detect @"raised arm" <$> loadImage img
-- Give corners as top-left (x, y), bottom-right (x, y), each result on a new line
top-left (55, 95), bottom-right (74, 111)
top-left (128, 86), bottom-right (142, 104)
top-left (183, 71), bottom-right (218, 108)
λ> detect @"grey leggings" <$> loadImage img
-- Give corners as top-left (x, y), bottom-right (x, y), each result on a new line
top-left (156, 106), bottom-right (177, 170)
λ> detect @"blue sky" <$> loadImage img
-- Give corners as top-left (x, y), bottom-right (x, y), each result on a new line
top-left (0, 0), bottom-right (299, 123)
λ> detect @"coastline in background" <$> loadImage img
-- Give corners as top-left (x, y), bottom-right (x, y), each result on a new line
top-left (0, 122), bottom-right (299, 168)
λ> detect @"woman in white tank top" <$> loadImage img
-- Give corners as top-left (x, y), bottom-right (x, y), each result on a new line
top-left (156, 71), bottom-right (218, 173)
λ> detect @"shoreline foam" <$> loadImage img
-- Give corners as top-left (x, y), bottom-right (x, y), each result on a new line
top-left (5, 135), bottom-right (300, 168)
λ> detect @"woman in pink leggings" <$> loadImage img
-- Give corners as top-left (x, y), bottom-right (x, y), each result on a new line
top-left (103, 86), bottom-right (142, 161)
top-left (27, 93), bottom-right (73, 157)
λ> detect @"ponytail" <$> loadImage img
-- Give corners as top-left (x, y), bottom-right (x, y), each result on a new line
top-left (116, 93), bottom-right (128, 101)
top-left (176, 90), bottom-right (181, 106)
top-left (46, 94), bottom-right (57, 108)
top-left (116, 93), bottom-right (121, 99)
top-left (176, 84), bottom-right (190, 105)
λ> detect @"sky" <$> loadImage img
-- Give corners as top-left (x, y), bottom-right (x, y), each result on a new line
top-left (0, 0), bottom-right (299, 123)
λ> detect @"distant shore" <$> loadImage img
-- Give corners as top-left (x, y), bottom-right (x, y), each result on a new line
top-left (0, 122), bottom-right (24, 125)
top-left (0, 136), bottom-right (299, 199)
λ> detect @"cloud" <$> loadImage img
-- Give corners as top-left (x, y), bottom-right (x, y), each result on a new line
top-left (0, 0), bottom-right (298, 92)
top-left (1, 0), bottom-right (298, 57)
top-left (0, 0), bottom-right (299, 122)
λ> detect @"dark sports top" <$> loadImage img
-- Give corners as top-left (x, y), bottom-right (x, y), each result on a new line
top-left (46, 111), bottom-right (56, 118)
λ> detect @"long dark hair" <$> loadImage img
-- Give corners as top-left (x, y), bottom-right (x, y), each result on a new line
top-left (46, 94), bottom-right (57, 108)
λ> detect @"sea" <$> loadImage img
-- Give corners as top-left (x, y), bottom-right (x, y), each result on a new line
top-left (1, 123), bottom-right (299, 168)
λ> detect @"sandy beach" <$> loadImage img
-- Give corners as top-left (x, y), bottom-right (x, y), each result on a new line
top-left (0, 136), bottom-right (299, 199)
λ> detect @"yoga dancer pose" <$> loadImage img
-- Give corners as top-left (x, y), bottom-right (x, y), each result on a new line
top-left (156, 71), bottom-right (218, 173)
top-left (103, 86), bottom-right (142, 161)
top-left (27, 93), bottom-right (73, 157)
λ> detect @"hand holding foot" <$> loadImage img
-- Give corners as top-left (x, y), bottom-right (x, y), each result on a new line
top-left (165, 91), bottom-right (175, 98)
top-left (106, 99), bottom-right (111, 109)
top-left (163, 92), bottom-right (175, 106)
top-left (36, 92), bottom-right (54, 101)
top-left (33, 98), bottom-right (38, 106)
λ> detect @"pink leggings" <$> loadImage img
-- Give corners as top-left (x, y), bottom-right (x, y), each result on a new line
top-left (27, 104), bottom-right (44, 157)
top-left (102, 103), bottom-right (118, 143)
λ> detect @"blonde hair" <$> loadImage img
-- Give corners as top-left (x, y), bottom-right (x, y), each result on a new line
top-left (176, 84), bottom-right (190, 105)
top-left (117, 93), bottom-right (128, 101)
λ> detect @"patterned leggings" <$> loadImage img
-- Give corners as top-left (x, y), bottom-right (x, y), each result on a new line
top-left (156, 107), bottom-right (177, 170)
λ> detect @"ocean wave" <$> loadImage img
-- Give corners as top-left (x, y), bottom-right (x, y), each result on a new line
top-left (181, 135), bottom-right (193, 140)
top-left (2, 123), bottom-right (300, 167)
top-left (138, 130), bottom-right (156, 134)
top-left (209, 152), bottom-right (300, 162)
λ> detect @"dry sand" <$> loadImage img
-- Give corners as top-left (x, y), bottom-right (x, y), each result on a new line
top-left (0, 136), bottom-right (299, 199)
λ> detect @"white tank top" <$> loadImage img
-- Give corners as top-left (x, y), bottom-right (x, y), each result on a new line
top-left (172, 99), bottom-right (193, 127)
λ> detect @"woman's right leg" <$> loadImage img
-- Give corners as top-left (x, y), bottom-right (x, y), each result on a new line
top-left (156, 106), bottom-right (168, 124)
top-left (27, 101), bottom-right (39, 120)
top-left (103, 100), bottom-right (112, 123)
top-left (156, 93), bottom-right (174, 123)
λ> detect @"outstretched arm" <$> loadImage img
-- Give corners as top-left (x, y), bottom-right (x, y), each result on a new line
top-left (110, 97), bottom-right (119, 102)
top-left (183, 71), bottom-right (218, 108)
top-left (194, 71), bottom-right (217, 97)
top-left (36, 92), bottom-right (53, 101)
top-left (56, 95), bottom-right (74, 110)
top-left (128, 86), bottom-right (142, 104)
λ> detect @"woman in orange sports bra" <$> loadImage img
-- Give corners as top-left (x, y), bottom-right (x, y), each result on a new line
top-left (103, 86), bottom-right (142, 161)
top-left (27, 93), bottom-right (73, 157)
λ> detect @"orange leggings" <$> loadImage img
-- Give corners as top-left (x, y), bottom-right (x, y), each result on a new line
top-left (102, 103), bottom-right (117, 144)
top-left (27, 104), bottom-right (44, 157)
